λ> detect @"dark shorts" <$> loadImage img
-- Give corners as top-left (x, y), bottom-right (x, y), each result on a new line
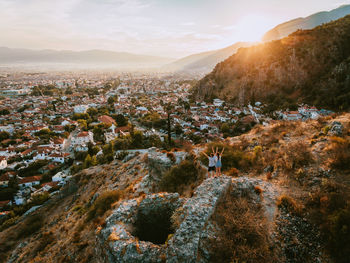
top-left (208, 166), bottom-right (215, 171)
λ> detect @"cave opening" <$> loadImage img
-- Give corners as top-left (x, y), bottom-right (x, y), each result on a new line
top-left (132, 205), bottom-right (175, 245)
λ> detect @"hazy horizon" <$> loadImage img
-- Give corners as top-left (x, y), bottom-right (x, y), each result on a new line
top-left (0, 0), bottom-right (348, 58)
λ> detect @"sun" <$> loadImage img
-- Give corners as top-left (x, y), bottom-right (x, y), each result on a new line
top-left (234, 15), bottom-right (277, 42)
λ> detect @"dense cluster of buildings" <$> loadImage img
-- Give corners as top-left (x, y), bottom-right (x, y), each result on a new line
top-left (0, 71), bottom-right (334, 217)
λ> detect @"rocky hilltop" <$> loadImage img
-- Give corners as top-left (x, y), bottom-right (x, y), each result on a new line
top-left (0, 114), bottom-right (349, 263)
top-left (192, 15), bottom-right (350, 111)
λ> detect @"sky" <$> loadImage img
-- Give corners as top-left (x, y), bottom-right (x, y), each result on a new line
top-left (0, 0), bottom-right (348, 58)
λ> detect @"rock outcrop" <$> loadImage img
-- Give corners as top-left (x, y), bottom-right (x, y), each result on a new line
top-left (97, 176), bottom-right (232, 263)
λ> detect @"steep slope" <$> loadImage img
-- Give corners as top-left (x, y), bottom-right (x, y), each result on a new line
top-left (0, 47), bottom-right (174, 67)
top-left (193, 15), bottom-right (350, 111)
top-left (164, 42), bottom-right (251, 73)
top-left (1, 114), bottom-right (349, 262)
top-left (263, 4), bottom-right (350, 42)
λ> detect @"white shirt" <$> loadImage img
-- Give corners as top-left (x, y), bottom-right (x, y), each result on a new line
top-left (209, 156), bottom-right (217, 167)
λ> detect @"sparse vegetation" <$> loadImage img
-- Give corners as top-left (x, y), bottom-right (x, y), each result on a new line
top-left (159, 158), bottom-right (204, 195)
top-left (328, 136), bottom-right (350, 169)
top-left (209, 189), bottom-right (277, 263)
top-left (86, 190), bottom-right (122, 221)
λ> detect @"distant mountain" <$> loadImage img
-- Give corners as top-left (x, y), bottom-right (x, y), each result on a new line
top-left (164, 42), bottom-right (252, 73)
top-left (0, 47), bottom-right (174, 67)
top-left (263, 4), bottom-right (350, 42)
top-left (193, 15), bottom-right (350, 111)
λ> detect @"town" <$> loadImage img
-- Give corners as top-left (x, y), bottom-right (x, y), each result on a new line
top-left (0, 70), bottom-right (333, 226)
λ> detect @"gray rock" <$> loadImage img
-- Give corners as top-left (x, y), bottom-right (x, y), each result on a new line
top-left (329, 121), bottom-right (343, 136)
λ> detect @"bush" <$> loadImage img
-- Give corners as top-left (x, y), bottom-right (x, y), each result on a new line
top-left (306, 180), bottom-right (349, 263)
top-left (159, 160), bottom-right (200, 194)
top-left (209, 190), bottom-right (277, 263)
top-left (277, 195), bottom-right (303, 216)
top-left (329, 136), bottom-right (350, 169)
top-left (86, 190), bottom-right (122, 221)
top-left (166, 152), bottom-right (176, 163)
top-left (276, 141), bottom-right (313, 172)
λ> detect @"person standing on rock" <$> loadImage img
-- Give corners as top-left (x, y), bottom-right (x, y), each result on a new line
top-left (203, 151), bottom-right (216, 178)
top-left (215, 147), bottom-right (224, 176)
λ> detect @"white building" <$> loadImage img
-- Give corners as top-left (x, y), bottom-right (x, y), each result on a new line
top-left (52, 172), bottom-right (66, 182)
top-left (71, 131), bottom-right (94, 146)
top-left (0, 157), bottom-right (7, 170)
top-left (74, 105), bottom-right (89, 114)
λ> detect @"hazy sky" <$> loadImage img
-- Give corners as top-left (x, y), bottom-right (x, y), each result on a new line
top-left (0, 0), bottom-right (348, 58)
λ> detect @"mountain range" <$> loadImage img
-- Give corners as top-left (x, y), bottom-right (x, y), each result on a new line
top-left (163, 42), bottom-right (252, 73)
top-left (263, 4), bottom-right (350, 42)
top-left (0, 47), bottom-right (174, 68)
top-left (192, 15), bottom-right (350, 111)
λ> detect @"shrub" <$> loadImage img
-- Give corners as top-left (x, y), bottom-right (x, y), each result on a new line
top-left (277, 141), bottom-right (313, 172)
top-left (227, 168), bottom-right (240, 177)
top-left (277, 195), bottom-right (303, 216)
top-left (306, 180), bottom-right (349, 262)
top-left (115, 151), bottom-right (128, 160)
top-left (159, 160), bottom-right (200, 194)
top-left (86, 190), bottom-right (122, 221)
top-left (329, 136), bottom-right (350, 169)
top-left (209, 190), bottom-right (277, 263)
top-left (254, 186), bottom-right (263, 195)
top-left (166, 152), bottom-right (176, 163)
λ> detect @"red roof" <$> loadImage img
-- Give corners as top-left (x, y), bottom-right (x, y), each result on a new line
top-left (98, 115), bottom-right (116, 125)
top-left (19, 176), bottom-right (41, 184)
top-left (77, 131), bottom-right (89, 137)
top-left (41, 181), bottom-right (59, 188)
top-left (0, 174), bottom-right (10, 182)
top-left (0, 200), bottom-right (11, 207)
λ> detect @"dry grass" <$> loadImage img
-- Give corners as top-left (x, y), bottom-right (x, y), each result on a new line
top-left (328, 136), bottom-right (350, 169)
top-left (276, 194), bottom-right (303, 216)
top-left (209, 189), bottom-right (279, 263)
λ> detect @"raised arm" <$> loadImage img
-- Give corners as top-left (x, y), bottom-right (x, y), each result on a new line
top-left (221, 148), bottom-right (225, 155)
top-left (211, 147), bottom-right (215, 154)
top-left (216, 147), bottom-right (219, 154)
top-left (202, 152), bottom-right (209, 158)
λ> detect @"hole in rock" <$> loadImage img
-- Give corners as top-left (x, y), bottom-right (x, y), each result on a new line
top-left (133, 205), bottom-right (175, 245)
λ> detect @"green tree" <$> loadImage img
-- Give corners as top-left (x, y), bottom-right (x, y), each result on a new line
top-left (83, 154), bottom-right (92, 168)
top-left (113, 114), bottom-right (128, 127)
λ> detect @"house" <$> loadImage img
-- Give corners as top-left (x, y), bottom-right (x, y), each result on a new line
top-left (14, 195), bottom-right (26, 205)
top-left (48, 153), bottom-right (70, 163)
top-left (0, 200), bottom-right (12, 208)
top-left (74, 105), bottom-right (89, 114)
top-left (0, 173), bottom-right (10, 187)
top-left (71, 131), bottom-right (94, 146)
top-left (0, 156), bottom-right (7, 170)
top-left (20, 148), bottom-right (35, 157)
top-left (213, 99), bottom-right (224, 107)
top-left (33, 147), bottom-right (53, 161)
top-left (18, 176), bottom-right (41, 188)
top-left (52, 171), bottom-right (66, 182)
top-left (51, 138), bottom-right (65, 150)
top-left (98, 115), bottom-right (116, 125)
top-left (283, 111), bottom-right (302, 121)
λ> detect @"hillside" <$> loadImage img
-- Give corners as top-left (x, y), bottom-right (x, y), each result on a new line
top-left (263, 4), bottom-right (350, 42)
top-left (164, 42), bottom-right (252, 73)
top-left (0, 47), bottom-right (174, 67)
top-left (0, 113), bottom-right (349, 263)
top-left (192, 15), bottom-right (350, 111)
